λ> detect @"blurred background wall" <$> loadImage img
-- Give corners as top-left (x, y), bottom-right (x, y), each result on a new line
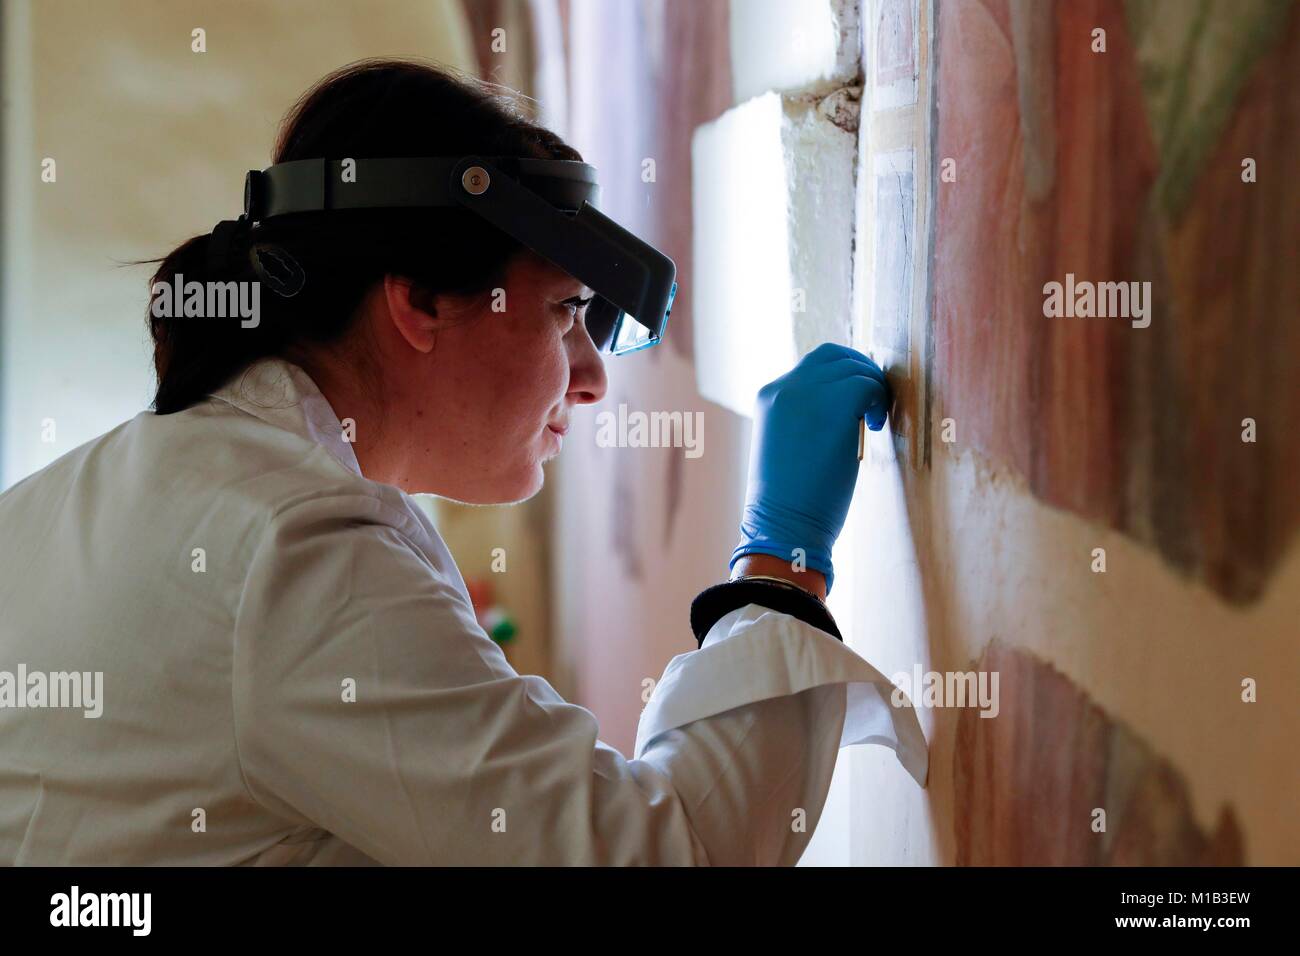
top-left (0, 0), bottom-right (475, 483)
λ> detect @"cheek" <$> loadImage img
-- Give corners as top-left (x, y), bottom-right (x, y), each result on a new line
top-left (479, 315), bottom-right (569, 432)
top-left (512, 309), bottom-right (568, 382)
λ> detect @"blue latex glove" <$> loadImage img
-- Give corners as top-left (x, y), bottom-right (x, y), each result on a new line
top-left (730, 343), bottom-right (891, 595)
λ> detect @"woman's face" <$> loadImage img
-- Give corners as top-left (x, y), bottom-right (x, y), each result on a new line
top-left (357, 251), bottom-right (608, 502)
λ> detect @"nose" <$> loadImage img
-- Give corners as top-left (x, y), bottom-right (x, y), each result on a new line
top-left (568, 333), bottom-right (608, 406)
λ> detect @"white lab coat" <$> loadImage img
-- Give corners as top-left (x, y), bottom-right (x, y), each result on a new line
top-left (0, 357), bottom-right (926, 865)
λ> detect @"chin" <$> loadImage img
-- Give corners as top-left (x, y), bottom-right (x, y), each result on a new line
top-left (406, 469), bottom-right (541, 505)
top-left (483, 461), bottom-right (547, 505)
top-left (512, 465), bottom-right (548, 503)
top-left (414, 450), bottom-right (550, 505)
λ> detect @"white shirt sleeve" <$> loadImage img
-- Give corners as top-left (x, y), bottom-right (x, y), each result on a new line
top-left (232, 493), bottom-right (926, 865)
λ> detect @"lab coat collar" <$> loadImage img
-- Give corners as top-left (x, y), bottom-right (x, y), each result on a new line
top-left (208, 357), bottom-right (364, 478)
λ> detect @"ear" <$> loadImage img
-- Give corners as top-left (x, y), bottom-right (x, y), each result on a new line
top-left (382, 275), bottom-right (439, 353)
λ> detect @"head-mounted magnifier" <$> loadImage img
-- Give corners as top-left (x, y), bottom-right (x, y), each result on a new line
top-left (240, 156), bottom-right (676, 355)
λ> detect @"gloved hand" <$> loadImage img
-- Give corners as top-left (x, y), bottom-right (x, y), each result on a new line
top-left (730, 343), bottom-right (891, 595)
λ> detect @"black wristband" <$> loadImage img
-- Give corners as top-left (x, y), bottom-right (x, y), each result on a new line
top-left (690, 578), bottom-right (843, 649)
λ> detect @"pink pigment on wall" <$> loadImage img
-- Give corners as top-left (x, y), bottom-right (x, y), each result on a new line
top-left (931, 0), bottom-right (1300, 604)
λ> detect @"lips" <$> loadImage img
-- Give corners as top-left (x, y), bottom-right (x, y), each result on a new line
top-left (546, 423), bottom-right (569, 436)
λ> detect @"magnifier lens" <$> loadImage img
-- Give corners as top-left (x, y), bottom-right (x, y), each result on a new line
top-left (611, 315), bottom-right (658, 354)
top-left (608, 280), bottom-right (674, 354)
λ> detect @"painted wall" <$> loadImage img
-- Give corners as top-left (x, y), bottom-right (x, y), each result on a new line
top-left (841, 0), bottom-right (1298, 865)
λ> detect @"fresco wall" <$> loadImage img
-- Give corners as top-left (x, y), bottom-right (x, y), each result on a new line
top-left (932, 0), bottom-right (1299, 604)
top-left (841, 0), bottom-right (1297, 866)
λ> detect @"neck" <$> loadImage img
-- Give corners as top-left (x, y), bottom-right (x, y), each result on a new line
top-left (292, 350), bottom-right (411, 489)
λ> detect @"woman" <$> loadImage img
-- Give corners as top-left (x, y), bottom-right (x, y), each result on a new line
top-left (0, 60), bottom-right (924, 866)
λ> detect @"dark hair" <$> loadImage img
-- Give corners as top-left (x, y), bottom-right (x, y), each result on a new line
top-left (145, 58), bottom-right (582, 414)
